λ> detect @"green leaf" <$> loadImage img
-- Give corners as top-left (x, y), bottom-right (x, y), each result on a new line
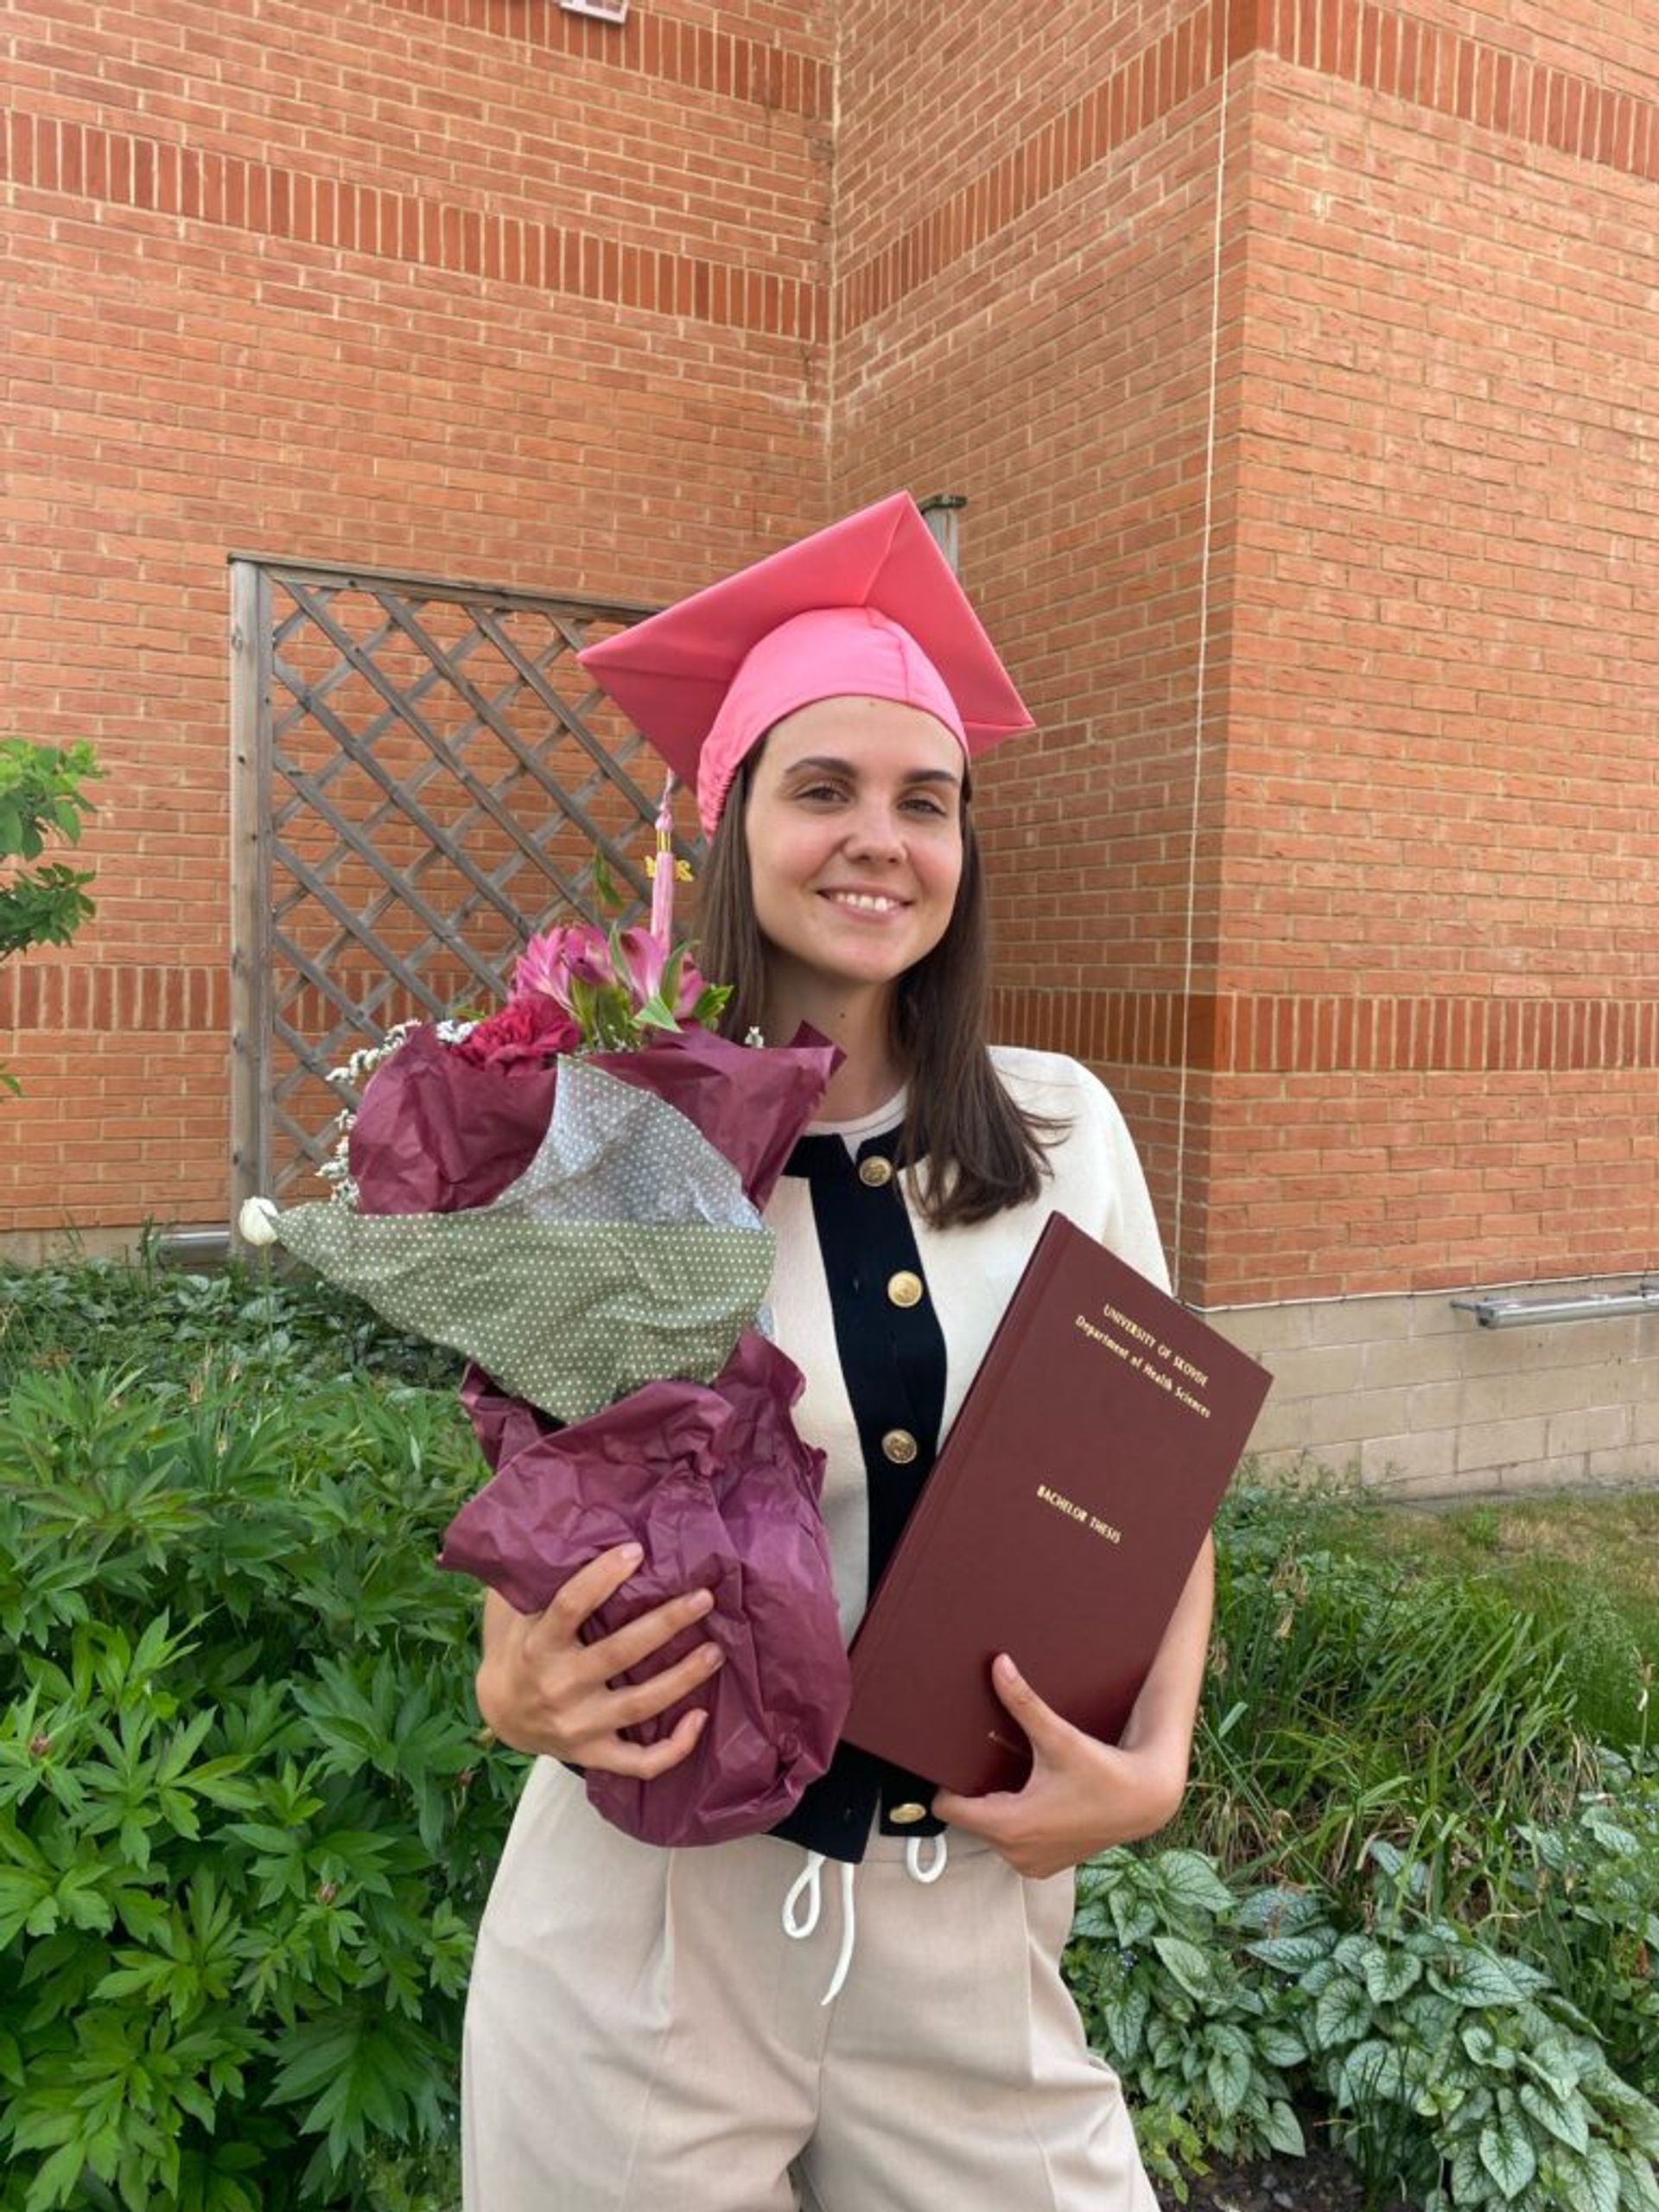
top-left (1517, 2081), bottom-right (1590, 2154)
top-left (1363, 1945), bottom-right (1424, 2003)
top-left (1340, 2038), bottom-right (1413, 2107)
top-left (1313, 1977), bottom-right (1373, 2050)
top-left (1232, 1884), bottom-right (1327, 1936)
top-left (1450, 2140), bottom-right (1492, 2207)
top-left (1151, 1849), bottom-right (1236, 1919)
top-left (1255, 2023), bottom-right (1308, 2069)
top-left (1098, 1985), bottom-right (1149, 2064)
top-left (1204, 2031), bottom-right (1252, 2120)
top-left (1433, 1949), bottom-right (1546, 2007)
top-left (1618, 2146), bottom-right (1659, 2212)
top-left (1561, 2141), bottom-right (1622, 2212)
top-left (269, 2006), bottom-right (443, 2167)
top-left (1245, 1931), bottom-right (1332, 1974)
top-left (1150, 1935), bottom-right (1215, 2000)
top-left (1478, 2116), bottom-right (1537, 2201)
top-left (1463, 2022), bottom-right (1518, 2072)
top-left (1107, 1889), bottom-right (1157, 1948)
top-left (1262, 2100), bottom-right (1306, 2158)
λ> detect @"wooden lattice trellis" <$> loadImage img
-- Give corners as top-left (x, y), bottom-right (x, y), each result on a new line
top-left (228, 553), bottom-right (672, 1217)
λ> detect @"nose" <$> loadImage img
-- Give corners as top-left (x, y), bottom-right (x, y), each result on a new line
top-left (841, 797), bottom-right (906, 861)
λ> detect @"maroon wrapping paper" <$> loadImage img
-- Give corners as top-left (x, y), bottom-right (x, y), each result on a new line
top-left (349, 1027), bottom-right (556, 1214)
top-left (350, 1021), bottom-right (838, 1216)
top-left (343, 1014), bottom-right (849, 1846)
top-left (449, 1335), bottom-right (849, 1847)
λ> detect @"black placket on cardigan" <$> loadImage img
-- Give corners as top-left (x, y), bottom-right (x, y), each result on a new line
top-left (767, 1122), bottom-right (950, 1864)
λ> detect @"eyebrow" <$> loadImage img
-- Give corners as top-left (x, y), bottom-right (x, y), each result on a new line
top-left (782, 753), bottom-right (963, 787)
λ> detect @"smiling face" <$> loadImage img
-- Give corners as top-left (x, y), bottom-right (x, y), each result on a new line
top-left (741, 695), bottom-right (967, 1022)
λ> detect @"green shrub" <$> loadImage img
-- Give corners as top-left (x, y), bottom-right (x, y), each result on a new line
top-left (0, 740), bottom-right (101, 1095)
top-left (1504, 1758), bottom-right (1659, 2094)
top-left (1069, 1833), bottom-right (1659, 2209)
top-left (1065, 1847), bottom-right (1305, 2194)
top-left (1242, 1842), bottom-right (1659, 2212)
top-left (0, 1255), bottom-right (461, 1396)
top-left (0, 1362), bottom-right (515, 2209)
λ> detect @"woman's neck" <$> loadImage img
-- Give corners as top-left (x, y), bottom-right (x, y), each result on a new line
top-left (763, 976), bottom-right (904, 1121)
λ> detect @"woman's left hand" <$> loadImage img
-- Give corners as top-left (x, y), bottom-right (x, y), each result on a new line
top-left (931, 1653), bottom-right (1189, 1880)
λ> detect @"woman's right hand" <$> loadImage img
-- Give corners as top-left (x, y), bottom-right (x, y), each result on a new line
top-left (474, 1544), bottom-right (724, 1777)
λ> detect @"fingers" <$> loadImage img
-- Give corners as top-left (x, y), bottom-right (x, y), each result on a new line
top-left (535, 1548), bottom-right (718, 1681)
top-left (594, 1705), bottom-right (709, 1780)
top-left (584, 1583), bottom-right (720, 1681)
top-left (538, 1542), bottom-right (649, 1637)
top-left (604, 1636), bottom-right (726, 1731)
top-left (929, 1783), bottom-right (1014, 1834)
top-left (988, 1653), bottom-right (1073, 1753)
top-left (499, 1545), bottom-right (728, 1772)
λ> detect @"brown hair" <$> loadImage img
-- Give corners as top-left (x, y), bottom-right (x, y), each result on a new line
top-left (695, 753), bottom-right (1060, 1228)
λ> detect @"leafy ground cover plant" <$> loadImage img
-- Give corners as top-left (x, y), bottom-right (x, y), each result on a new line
top-left (0, 1358), bottom-right (516, 2210)
top-left (1069, 1831), bottom-right (1659, 2212)
top-left (1065, 1847), bottom-right (1306, 2190)
top-left (1240, 1841), bottom-right (1659, 2212)
top-left (0, 1252), bottom-right (461, 1395)
top-left (1503, 1756), bottom-right (1659, 2095)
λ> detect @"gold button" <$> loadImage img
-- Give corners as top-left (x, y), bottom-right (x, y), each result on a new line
top-left (880, 1428), bottom-right (918, 1465)
top-left (887, 1269), bottom-right (924, 1308)
top-left (858, 1155), bottom-right (893, 1187)
top-left (888, 1802), bottom-right (928, 1826)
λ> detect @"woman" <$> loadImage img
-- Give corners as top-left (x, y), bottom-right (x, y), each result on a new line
top-left (462, 494), bottom-right (1213, 2210)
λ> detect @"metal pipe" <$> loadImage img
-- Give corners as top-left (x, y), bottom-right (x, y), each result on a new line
top-left (1450, 1284), bottom-right (1659, 1328)
top-left (152, 1227), bottom-right (233, 1268)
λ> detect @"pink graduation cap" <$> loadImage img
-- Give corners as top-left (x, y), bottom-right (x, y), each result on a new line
top-left (577, 491), bottom-right (1036, 835)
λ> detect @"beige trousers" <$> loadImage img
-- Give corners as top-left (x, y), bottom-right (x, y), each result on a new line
top-left (461, 1761), bottom-right (1156, 2212)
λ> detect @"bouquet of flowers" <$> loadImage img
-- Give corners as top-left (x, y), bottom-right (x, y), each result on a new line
top-left (241, 840), bottom-right (849, 1848)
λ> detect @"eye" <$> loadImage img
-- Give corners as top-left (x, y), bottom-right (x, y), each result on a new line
top-left (901, 791), bottom-right (953, 818)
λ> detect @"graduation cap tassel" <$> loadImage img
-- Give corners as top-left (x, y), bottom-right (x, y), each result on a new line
top-left (651, 772), bottom-right (679, 944)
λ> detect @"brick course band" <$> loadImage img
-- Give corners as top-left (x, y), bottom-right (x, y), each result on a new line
top-left (839, 0), bottom-right (1659, 332)
top-left (6, 964), bottom-right (1656, 1077)
top-left (992, 987), bottom-right (1659, 1075)
top-left (0, 965), bottom-right (231, 1036)
top-left (0, 110), bottom-right (827, 343)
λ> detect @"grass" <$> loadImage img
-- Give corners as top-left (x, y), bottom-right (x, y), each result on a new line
top-left (1260, 1478), bottom-right (1658, 1748)
top-left (1188, 1474), bottom-right (1656, 1912)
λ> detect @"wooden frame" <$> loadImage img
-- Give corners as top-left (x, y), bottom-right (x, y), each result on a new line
top-left (227, 553), bottom-right (665, 1223)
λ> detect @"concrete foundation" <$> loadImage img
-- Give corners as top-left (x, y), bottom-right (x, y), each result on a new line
top-left (1214, 1278), bottom-right (1659, 1498)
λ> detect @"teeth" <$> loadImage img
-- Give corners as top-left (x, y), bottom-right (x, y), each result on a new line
top-left (830, 892), bottom-right (899, 913)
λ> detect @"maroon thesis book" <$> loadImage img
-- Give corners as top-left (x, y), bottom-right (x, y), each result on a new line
top-left (842, 1212), bottom-right (1273, 1796)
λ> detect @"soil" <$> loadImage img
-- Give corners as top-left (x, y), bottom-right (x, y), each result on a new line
top-left (1165, 2141), bottom-right (1414, 2212)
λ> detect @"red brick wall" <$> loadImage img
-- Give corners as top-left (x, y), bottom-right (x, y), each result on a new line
top-left (834, 0), bottom-right (1659, 1306)
top-left (7, 0), bottom-right (1659, 1332)
top-left (831, 0), bottom-right (1247, 1286)
top-left (1207, 3), bottom-right (1659, 1301)
top-left (0, 0), bottom-right (834, 1238)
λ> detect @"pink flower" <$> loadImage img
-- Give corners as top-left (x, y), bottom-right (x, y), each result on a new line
top-left (613, 928), bottom-right (707, 1021)
top-left (512, 924), bottom-right (613, 1013)
top-left (508, 919), bottom-right (726, 1046)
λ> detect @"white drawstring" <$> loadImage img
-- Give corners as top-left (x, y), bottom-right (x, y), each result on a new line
top-left (782, 1834), bottom-right (951, 2003)
top-left (782, 1851), bottom-right (858, 2005)
top-left (905, 1833), bottom-right (948, 1884)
